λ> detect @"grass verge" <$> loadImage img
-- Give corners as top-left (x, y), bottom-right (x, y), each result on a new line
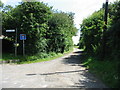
top-left (81, 56), bottom-right (119, 88)
top-left (2, 47), bottom-right (73, 64)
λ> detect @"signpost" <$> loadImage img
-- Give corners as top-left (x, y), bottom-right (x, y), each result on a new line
top-left (20, 34), bottom-right (26, 56)
top-left (6, 30), bottom-right (15, 32)
top-left (6, 29), bottom-right (18, 56)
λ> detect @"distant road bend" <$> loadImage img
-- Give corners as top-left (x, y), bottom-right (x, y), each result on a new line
top-left (1, 48), bottom-right (107, 88)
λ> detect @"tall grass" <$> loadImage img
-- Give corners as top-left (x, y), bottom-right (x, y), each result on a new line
top-left (81, 56), bottom-right (119, 88)
top-left (2, 47), bottom-right (73, 64)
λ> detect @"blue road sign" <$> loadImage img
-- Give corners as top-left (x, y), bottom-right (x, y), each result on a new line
top-left (20, 34), bottom-right (26, 40)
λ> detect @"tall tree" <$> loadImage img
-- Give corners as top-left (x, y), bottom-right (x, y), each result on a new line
top-left (48, 12), bottom-right (77, 53)
top-left (2, 1), bottom-right (52, 55)
top-left (79, 10), bottom-right (104, 56)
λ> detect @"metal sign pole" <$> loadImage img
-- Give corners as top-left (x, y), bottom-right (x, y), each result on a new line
top-left (20, 34), bottom-right (26, 56)
top-left (23, 39), bottom-right (25, 56)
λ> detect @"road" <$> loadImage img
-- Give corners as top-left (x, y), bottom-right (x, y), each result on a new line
top-left (0, 48), bottom-right (107, 88)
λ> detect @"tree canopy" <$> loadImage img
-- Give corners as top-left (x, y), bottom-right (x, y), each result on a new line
top-left (79, 1), bottom-right (120, 60)
top-left (2, 1), bottom-right (77, 55)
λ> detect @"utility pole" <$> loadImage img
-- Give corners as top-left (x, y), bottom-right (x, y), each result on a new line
top-left (102, 0), bottom-right (108, 59)
top-left (105, 0), bottom-right (108, 25)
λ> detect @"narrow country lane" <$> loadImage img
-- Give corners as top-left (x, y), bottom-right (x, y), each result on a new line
top-left (0, 48), bottom-right (107, 88)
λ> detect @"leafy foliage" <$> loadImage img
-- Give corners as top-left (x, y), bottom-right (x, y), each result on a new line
top-left (79, 1), bottom-right (120, 60)
top-left (0, 0), bottom-right (4, 8)
top-left (79, 10), bottom-right (105, 56)
top-left (79, 1), bottom-right (120, 87)
top-left (106, 1), bottom-right (120, 60)
top-left (2, 1), bottom-right (77, 55)
top-left (2, 1), bottom-right (52, 55)
top-left (48, 12), bottom-right (77, 53)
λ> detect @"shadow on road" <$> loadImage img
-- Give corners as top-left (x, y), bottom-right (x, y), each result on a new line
top-left (25, 50), bottom-right (107, 88)
top-left (69, 73), bottom-right (107, 88)
top-left (26, 69), bottom-right (85, 76)
top-left (26, 69), bottom-right (106, 88)
top-left (63, 50), bottom-right (84, 66)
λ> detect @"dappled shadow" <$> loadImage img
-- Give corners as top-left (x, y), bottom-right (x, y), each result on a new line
top-left (25, 49), bottom-right (107, 88)
top-left (69, 71), bottom-right (107, 88)
top-left (26, 69), bottom-right (107, 88)
top-left (26, 69), bottom-right (85, 76)
top-left (63, 50), bottom-right (85, 66)
top-left (62, 50), bottom-right (107, 88)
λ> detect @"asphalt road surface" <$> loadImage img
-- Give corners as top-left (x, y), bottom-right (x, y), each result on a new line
top-left (0, 48), bottom-right (107, 88)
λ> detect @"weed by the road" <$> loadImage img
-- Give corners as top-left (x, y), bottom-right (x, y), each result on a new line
top-left (81, 56), bottom-right (119, 88)
top-left (18, 53), bottom-right (63, 64)
top-left (2, 53), bottom-right (22, 61)
top-left (2, 48), bottom-right (73, 64)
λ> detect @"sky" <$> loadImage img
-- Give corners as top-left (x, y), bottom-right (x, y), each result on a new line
top-left (1, 0), bottom-right (116, 45)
